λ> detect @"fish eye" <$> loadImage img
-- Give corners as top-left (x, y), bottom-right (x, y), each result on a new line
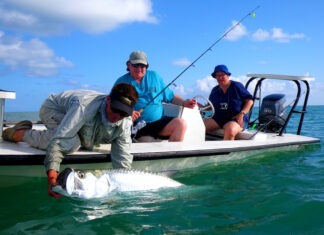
top-left (77, 171), bottom-right (85, 179)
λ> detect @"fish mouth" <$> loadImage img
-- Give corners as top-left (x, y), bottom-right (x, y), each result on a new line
top-left (56, 168), bottom-right (74, 190)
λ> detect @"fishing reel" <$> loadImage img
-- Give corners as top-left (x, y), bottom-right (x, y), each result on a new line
top-left (193, 95), bottom-right (215, 119)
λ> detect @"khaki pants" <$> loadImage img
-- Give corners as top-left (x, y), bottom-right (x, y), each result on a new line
top-left (23, 106), bottom-right (80, 151)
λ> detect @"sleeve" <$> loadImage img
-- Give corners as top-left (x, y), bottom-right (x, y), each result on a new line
top-left (44, 97), bottom-right (88, 172)
top-left (237, 82), bottom-right (253, 100)
top-left (114, 73), bottom-right (133, 86)
top-left (155, 72), bottom-right (174, 103)
top-left (110, 119), bottom-right (133, 169)
top-left (208, 87), bottom-right (218, 107)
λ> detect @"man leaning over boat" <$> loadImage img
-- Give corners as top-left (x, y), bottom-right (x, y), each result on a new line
top-left (2, 83), bottom-right (138, 198)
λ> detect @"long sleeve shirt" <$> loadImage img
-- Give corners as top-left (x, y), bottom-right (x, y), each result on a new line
top-left (40, 90), bottom-right (133, 172)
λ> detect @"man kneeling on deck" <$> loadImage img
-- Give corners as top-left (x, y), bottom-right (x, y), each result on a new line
top-left (2, 83), bottom-right (138, 198)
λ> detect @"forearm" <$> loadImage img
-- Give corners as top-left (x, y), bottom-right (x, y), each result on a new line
top-left (111, 135), bottom-right (133, 169)
top-left (44, 136), bottom-right (81, 172)
top-left (172, 95), bottom-right (197, 108)
top-left (110, 148), bottom-right (133, 169)
top-left (171, 95), bottom-right (185, 106)
top-left (44, 141), bottom-right (66, 172)
top-left (234, 99), bottom-right (254, 125)
top-left (240, 99), bottom-right (254, 114)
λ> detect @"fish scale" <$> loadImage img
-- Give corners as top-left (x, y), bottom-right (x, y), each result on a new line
top-left (106, 169), bottom-right (182, 192)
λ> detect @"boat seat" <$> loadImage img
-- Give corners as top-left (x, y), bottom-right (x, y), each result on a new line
top-left (135, 136), bottom-right (164, 143)
top-left (134, 103), bottom-right (206, 143)
top-left (207, 129), bottom-right (267, 140)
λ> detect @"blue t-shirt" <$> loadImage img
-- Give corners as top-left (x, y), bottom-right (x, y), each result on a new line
top-left (209, 80), bottom-right (253, 127)
top-left (115, 70), bottom-right (174, 123)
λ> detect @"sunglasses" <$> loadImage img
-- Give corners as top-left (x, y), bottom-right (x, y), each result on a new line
top-left (131, 63), bottom-right (147, 68)
top-left (215, 73), bottom-right (227, 79)
top-left (111, 107), bottom-right (129, 117)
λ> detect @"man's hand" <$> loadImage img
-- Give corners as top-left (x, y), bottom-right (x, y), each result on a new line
top-left (183, 99), bottom-right (197, 109)
top-left (47, 169), bottom-right (62, 198)
top-left (132, 110), bottom-right (141, 122)
top-left (234, 112), bottom-right (245, 128)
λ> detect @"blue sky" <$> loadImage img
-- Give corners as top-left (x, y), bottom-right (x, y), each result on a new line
top-left (1, 0), bottom-right (323, 112)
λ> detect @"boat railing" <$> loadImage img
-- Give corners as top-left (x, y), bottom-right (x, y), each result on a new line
top-left (0, 90), bottom-right (16, 139)
top-left (245, 74), bottom-right (315, 136)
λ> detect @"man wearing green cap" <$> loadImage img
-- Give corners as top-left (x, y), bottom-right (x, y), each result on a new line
top-left (2, 83), bottom-right (138, 197)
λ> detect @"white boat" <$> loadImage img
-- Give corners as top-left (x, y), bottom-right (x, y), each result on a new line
top-left (0, 74), bottom-right (320, 177)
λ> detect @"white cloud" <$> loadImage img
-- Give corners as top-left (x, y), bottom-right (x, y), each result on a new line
top-left (0, 0), bottom-right (158, 35)
top-left (225, 21), bottom-right (248, 41)
top-left (195, 76), bottom-right (216, 94)
top-left (172, 84), bottom-right (187, 96)
top-left (191, 75), bottom-right (296, 102)
top-left (252, 27), bottom-right (305, 43)
top-left (172, 73), bottom-right (320, 106)
top-left (251, 29), bottom-right (270, 41)
top-left (271, 28), bottom-right (305, 43)
top-left (0, 32), bottom-right (73, 77)
top-left (310, 82), bottom-right (324, 105)
top-left (180, 75), bottom-right (250, 98)
top-left (172, 57), bottom-right (191, 67)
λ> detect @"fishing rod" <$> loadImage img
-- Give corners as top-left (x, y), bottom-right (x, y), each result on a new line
top-left (140, 5), bottom-right (260, 112)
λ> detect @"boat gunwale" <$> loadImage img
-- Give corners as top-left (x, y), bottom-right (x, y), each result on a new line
top-left (0, 136), bottom-right (319, 166)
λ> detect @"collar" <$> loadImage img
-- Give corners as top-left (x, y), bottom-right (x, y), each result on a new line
top-left (100, 99), bottom-right (121, 127)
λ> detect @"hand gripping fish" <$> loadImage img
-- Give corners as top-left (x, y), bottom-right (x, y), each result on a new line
top-left (52, 168), bottom-right (183, 199)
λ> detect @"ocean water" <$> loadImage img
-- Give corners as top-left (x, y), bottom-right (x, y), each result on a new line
top-left (1, 106), bottom-right (323, 234)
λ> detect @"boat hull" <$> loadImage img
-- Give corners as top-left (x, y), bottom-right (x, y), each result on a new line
top-left (0, 133), bottom-right (319, 177)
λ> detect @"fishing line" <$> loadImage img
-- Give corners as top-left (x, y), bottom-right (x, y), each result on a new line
top-left (140, 5), bottom-right (261, 112)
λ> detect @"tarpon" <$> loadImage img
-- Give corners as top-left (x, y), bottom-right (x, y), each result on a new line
top-left (52, 168), bottom-right (183, 199)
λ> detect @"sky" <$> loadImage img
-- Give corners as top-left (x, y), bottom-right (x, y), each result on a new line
top-left (1, 0), bottom-right (324, 112)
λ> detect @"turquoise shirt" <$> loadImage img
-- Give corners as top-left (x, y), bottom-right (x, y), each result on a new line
top-left (115, 70), bottom-right (174, 123)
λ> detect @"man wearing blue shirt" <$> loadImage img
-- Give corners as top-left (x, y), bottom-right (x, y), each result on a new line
top-left (115, 51), bottom-right (197, 141)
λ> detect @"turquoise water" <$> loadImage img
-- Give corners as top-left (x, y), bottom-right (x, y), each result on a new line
top-left (4, 111), bottom-right (40, 122)
top-left (1, 106), bottom-right (323, 234)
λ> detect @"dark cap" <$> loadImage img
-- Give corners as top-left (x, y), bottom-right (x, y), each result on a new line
top-left (211, 64), bottom-right (231, 78)
top-left (109, 83), bottom-right (138, 117)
